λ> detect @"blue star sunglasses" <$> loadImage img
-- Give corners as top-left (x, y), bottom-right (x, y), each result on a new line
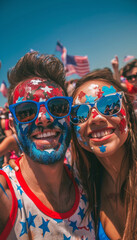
top-left (70, 92), bottom-right (123, 124)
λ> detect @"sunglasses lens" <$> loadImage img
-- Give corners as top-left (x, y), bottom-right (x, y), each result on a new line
top-left (48, 98), bottom-right (70, 117)
top-left (71, 105), bottom-right (90, 124)
top-left (15, 102), bottom-right (37, 123)
top-left (97, 95), bottom-right (120, 116)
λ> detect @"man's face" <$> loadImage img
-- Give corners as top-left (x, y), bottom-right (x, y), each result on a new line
top-left (126, 67), bottom-right (137, 87)
top-left (12, 78), bottom-right (71, 164)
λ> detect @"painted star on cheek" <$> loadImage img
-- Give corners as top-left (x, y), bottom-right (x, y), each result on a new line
top-left (78, 91), bottom-right (86, 100)
top-left (85, 95), bottom-right (96, 103)
top-left (102, 86), bottom-right (116, 96)
top-left (120, 108), bottom-right (126, 117)
top-left (75, 96), bottom-right (81, 104)
top-left (58, 118), bottom-right (65, 125)
top-left (92, 110), bottom-right (99, 118)
top-left (16, 97), bottom-right (24, 103)
top-left (97, 89), bottom-right (104, 98)
top-left (30, 79), bottom-right (42, 85)
top-left (41, 86), bottom-right (53, 93)
top-left (45, 112), bottom-right (51, 120)
top-left (119, 118), bottom-right (126, 134)
top-left (99, 145), bottom-right (106, 153)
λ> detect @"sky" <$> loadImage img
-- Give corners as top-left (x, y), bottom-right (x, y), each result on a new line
top-left (0, 0), bottom-right (137, 107)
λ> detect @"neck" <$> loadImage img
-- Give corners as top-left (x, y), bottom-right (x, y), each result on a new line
top-left (98, 145), bottom-right (128, 186)
top-left (20, 154), bottom-right (67, 197)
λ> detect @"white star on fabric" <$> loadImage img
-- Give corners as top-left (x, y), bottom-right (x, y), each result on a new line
top-left (41, 86), bottom-right (53, 93)
top-left (31, 79), bottom-right (42, 85)
top-left (75, 96), bottom-right (81, 104)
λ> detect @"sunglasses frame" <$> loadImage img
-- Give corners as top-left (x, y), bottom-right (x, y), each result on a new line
top-left (126, 73), bottom-right (137, 82)
top-left (9, 96), bottom-right (73, 124)
top-left (70, 92), bottom-right (123, 125)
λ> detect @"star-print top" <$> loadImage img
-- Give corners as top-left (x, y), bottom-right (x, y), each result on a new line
top-left (0, 159), bottom-right (95, 240)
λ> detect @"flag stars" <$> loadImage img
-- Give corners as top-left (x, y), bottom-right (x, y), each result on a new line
top-left (39, 218), bottom-right (50, 236)
top-left (17, 185), bottom-right (24, 195)
top-left (19, 221), bottom-right (27, 237)
top-left (81, 194), bottom-right (87, 205)
top-left (63, 235), bottom-right (71, 240)
top-left (26, 211), bottom-right (37, 228)
top-left (87, 220), bottom-right (93, 232)
top-left (18, 199), bottom-right (23, 210)
top-left (69, 220), bottom-right (78, 232)
top-left (78, 207), bottom-right (85, 220)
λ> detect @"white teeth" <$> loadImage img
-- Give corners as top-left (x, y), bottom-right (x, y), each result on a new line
top-left (91, 129), bottom-right (113, 138)
top-left (36, 132), bottom-right (57, 139)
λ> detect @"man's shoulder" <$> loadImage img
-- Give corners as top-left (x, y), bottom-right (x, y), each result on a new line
top-left (0, 169), bottom-right (13, 233)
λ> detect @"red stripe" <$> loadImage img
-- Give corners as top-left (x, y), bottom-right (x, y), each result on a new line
top-left (0, 170), bottom-right (18, 240)
top-left (15, 159), bottom-right (80, 219)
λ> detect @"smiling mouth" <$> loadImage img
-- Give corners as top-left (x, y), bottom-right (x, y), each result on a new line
top-left (31, 130), bottom-right (61, 149)
top-left (89, 128), bottom-right (114, 139)
top-left (33, 131), bottom-right (60, 139)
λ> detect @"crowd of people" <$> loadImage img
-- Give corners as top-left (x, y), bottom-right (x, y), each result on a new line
top-left (0, 51), bottom-right (137, 239)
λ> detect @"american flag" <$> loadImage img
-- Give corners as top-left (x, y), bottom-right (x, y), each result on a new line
top-left (56, 41), bottom-right (90, 77)
top-left (56, 41), bottom-right (64, 53)
top-left (123, 55), bottom-right (135, 62)
top-left (65, 55), bottom-right (90, 77)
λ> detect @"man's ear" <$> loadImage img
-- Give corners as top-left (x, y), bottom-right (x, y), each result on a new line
top-left (9, 117), bottom-right (16, 134)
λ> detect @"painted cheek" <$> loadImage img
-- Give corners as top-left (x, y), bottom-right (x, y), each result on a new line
top-left (99, 145), bottom-right (107, 153)
top-left (92, 109), bottom-right (100, 118)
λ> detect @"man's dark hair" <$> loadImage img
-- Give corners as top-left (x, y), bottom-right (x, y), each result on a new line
top-left (8, 51), bottom-right (67, 105)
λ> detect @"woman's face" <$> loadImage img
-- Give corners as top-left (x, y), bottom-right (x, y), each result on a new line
top-left (73, 80), bottom-right (128, 157)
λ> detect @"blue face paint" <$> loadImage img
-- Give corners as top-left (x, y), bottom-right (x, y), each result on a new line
top-left (85, 95), bottom-right (96, 103)
top-left (45, 112), bottom-right (51, 120)
top-left (99, 145), bottom-right (106, 153)
top-left (102, 86), bottom-right (116, 96)
top-left (15, 118), bottom-right (71, 165)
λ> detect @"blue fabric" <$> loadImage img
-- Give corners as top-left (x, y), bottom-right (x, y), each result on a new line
top-left (98, 220), bottom-right (110, 240)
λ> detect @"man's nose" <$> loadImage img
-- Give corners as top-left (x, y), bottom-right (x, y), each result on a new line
top-left (35, 105), bottom-right (54, 125)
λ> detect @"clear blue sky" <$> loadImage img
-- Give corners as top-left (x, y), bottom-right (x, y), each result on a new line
top-left (0, 0), bottom-right (137, 107)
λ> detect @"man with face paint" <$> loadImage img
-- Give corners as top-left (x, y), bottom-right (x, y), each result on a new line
top-left (0, 51), bottom-right (95, 239)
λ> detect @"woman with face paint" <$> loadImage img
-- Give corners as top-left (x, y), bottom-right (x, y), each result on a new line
top-left (70, 68), bottom-right (137, 239)
top-left (0, 52), bottom-right (95, 239)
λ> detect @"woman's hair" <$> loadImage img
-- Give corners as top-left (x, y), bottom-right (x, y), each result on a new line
top-left (7, 51), bottom-right (67, 105)
top-left (71, 68), bottom-right (137, 238)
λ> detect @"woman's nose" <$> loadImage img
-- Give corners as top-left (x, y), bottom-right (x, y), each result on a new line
top-left (87, 108), bottom-right (107, 126)
top-left (35, 105), bottom-right (54, 125)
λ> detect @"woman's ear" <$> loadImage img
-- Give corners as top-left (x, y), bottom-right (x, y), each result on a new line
top-left (9, 117), bottom-right (16, 133)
